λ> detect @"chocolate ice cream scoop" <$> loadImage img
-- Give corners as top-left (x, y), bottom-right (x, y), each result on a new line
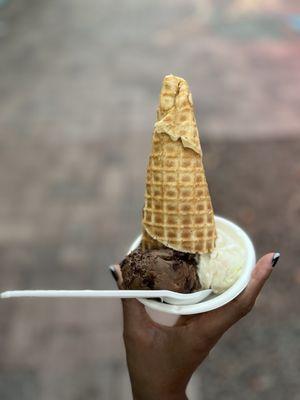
top-left (120, 246), bottom-right (201, 293)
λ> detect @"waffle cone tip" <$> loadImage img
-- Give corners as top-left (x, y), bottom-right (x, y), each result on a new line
top-left (155, 74), bottom-right (201, 155)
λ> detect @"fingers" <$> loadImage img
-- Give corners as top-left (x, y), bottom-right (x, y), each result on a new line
top-left (109, 265), bottom-right (151, 329)
top-left (109, 264), bottom-right (123, 288)
top-left (122, 298), bottom-right (152, 329)
top-left (196, 253), bottom-right (277, 336)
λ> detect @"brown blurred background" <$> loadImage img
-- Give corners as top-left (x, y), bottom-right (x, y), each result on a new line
top-left (0, 0), bottom-right (299, 399)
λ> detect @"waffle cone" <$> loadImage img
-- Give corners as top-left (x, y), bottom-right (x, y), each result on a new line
top-left (142, 75), bottom-right (216, 254)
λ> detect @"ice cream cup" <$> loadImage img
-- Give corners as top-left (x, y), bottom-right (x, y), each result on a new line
top-left (128, 215), bottom-right (256, 315)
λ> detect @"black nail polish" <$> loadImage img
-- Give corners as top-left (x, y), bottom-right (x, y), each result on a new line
top-left (272, 252), bottom-right (280, 267)
top-left (109, 265), bottom-right (118, 282)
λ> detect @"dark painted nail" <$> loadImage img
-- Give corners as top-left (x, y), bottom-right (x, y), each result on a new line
top-left (109, 265), bottom-right (118, 282)
top-left (272, 252), bottom-right (280, 267)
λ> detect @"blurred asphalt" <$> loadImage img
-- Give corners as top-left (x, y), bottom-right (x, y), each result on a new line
top-left (0, 1), bottom-right (299, 399)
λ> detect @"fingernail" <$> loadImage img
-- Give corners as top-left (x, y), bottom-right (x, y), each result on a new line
top-left (272, 252), bottom-right (280, 267)
top-left (109, 265), bottom-right (118, 282)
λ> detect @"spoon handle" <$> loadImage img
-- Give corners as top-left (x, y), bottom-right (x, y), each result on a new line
top-left (1, 289), bottom-right (170, 299)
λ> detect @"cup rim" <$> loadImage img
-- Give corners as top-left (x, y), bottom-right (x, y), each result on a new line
top-left (127, 215), bottom-right (256, 315)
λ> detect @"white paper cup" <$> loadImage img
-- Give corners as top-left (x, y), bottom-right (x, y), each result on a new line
top-left (128, 216), bottom-right (256, 315)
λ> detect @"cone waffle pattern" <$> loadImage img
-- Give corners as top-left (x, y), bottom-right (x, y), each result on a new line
top-left (143, 131), bottom-right (216, 253)
top-left (141, 74), bottom-right (216, 254)
top-left (142, 75), bottom-right (216, 254)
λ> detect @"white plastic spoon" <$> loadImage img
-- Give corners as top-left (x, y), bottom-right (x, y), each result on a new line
top-left (1, 288), bottom-right (212, 305)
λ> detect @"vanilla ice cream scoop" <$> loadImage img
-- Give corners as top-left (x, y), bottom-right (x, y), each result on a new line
top-left (198, 226), bottom-right (246, 294)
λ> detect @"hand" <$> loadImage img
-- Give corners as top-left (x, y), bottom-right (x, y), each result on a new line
top-left (111, 253), bottom-right (279, 400)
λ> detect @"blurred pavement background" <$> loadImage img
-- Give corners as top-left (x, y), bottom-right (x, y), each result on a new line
top-left (0, 0), bottom-right (299, 399)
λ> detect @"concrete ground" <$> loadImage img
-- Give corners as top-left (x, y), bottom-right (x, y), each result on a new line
top-left (0, 1), bottom-right (299, 399)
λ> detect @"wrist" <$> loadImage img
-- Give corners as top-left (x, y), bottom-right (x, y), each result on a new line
top-left (131, 382), bottom-right (188, 400)
top-left (132, 389), bottom-right (187, 400)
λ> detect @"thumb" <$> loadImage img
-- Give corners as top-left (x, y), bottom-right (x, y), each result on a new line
top-left (243, 252), bottom-right (279, 300)
top-left (193, 252), bottom-right (280, 335)
top-left (224, 252), bottom-right (279, 323)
